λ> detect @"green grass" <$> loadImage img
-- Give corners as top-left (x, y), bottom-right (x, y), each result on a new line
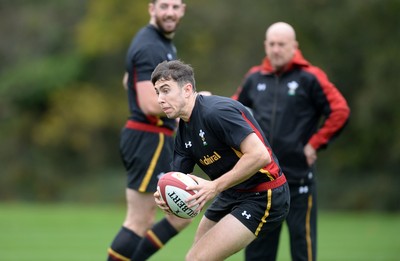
top-left (0, 203), bottom-right (399, 261)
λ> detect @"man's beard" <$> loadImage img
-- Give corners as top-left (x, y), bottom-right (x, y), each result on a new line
top-left (155, 17), bottom-right (179, 36)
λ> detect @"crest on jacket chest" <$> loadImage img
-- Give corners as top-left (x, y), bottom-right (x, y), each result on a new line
top-left (287, 81), bottom-right (299, 95)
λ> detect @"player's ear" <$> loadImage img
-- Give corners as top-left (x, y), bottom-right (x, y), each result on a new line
top-left (293, 40), bottom-right (299, 50)
top-left (180, 3), bottom-right (186, 16)
top-left (148, 3), bottom-right (155, 17)
top-left (183, 83), bottom-right (193, 97)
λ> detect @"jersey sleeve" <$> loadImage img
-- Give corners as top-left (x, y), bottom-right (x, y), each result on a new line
top-left (134, 44), bottom-right (166, 82)
top-left (172, 128), bottom-right (196, 174)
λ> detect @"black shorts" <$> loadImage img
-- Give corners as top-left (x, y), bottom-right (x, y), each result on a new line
top-left (119, 128), bottom-right (174, 193)
top-left (205, 183), bottom-right (290, 237)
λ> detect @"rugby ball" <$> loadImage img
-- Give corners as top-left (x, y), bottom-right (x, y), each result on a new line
top-left (157, 172), bottom-right (199, 219)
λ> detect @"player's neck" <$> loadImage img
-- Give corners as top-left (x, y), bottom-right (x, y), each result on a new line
top-left (181, 92), bottom-right (198, 122)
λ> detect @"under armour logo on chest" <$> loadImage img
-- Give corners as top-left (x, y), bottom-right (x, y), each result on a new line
top-left (185, 141), bottom-right (192, 148)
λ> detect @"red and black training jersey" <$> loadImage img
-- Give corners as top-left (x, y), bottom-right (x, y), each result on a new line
top-left (172, 95), bottom-right (283, 191)
top-left (233, 50), bottom-right (350, 184)
top-left (125, 24), bottom-right (177, 131)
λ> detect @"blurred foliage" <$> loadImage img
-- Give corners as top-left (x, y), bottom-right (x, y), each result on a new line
top-left (76, 0), bottom-right (148, 56)
top-left (0, 0), bottom-right (399, 211)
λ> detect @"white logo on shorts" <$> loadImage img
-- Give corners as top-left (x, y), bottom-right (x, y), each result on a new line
top-left (299, 186), bottom-right (309, 194)
top-left (242, 210), bottom-right (251, 220)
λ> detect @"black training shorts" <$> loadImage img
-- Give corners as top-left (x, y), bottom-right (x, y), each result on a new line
top-left (205, 183), bottom-right (290, 237)
top-left (119, 128), bottom-right (174, 193)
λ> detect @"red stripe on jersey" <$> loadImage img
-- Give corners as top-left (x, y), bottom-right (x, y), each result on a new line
top-left (241, 111), bottom-right (265, 143)
top-left (241, 111), bottom-right (280, 180)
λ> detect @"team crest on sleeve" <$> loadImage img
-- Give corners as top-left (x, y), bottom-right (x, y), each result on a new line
top-left (199, 129), bottom-right (208, 146)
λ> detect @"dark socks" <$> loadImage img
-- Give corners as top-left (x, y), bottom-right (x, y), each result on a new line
top-left (130, 218), bottom-right (178, 260)
top-left (107, 226), bottom-right (141, 261)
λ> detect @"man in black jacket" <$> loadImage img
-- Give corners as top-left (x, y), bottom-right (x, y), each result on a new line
top-left (233, 22), bottom-right (350, 261)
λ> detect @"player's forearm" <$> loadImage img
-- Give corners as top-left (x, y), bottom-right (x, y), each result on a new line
top-left (213, 133), bottom-right (271, 191)
top-left (213, 152), bottom-right (270, 192)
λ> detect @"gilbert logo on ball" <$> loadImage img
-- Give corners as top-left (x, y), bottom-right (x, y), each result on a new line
top-left (157, 172), bottom-right (199, 219)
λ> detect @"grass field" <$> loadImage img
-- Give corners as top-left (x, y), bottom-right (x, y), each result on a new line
top-left (0, 202), bottom-right (399, 261)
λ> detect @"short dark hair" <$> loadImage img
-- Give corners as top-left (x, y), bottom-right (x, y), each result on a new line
top-left (151, 60), bottom-right (196, 91)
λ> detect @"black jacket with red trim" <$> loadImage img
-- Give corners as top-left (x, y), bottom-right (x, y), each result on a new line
top-left (233, 50), bottom-right (350, 184)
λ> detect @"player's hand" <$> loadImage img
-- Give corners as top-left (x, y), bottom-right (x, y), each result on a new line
top-left (185, 175), bottom-right (218, 212)
top-left (154, 190), bottom-right (173, 215)
top-left (304, 143), bottom-right (317, 166)
top-left (198, 91), bottom-right (212, 96)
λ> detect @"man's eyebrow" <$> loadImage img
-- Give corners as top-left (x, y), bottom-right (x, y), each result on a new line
top-left (159, 83), bottom-right (170, 89)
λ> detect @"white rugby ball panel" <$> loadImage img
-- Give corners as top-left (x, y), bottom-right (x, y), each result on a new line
top-left (170, 172), bottom-right (198, 187)
top-left (164, 185), bottom-right (198, 219)
top-left (157, 172), bottom-right (199, 219)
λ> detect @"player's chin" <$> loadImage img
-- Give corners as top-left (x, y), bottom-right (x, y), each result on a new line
top-left (160, 24), bottom-right (177, 33)
top-left (164, 111), bottom-right (177, 119)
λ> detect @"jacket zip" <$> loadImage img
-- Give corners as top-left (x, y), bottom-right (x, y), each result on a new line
top-left (269, 75), bottom-right (280, 147)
